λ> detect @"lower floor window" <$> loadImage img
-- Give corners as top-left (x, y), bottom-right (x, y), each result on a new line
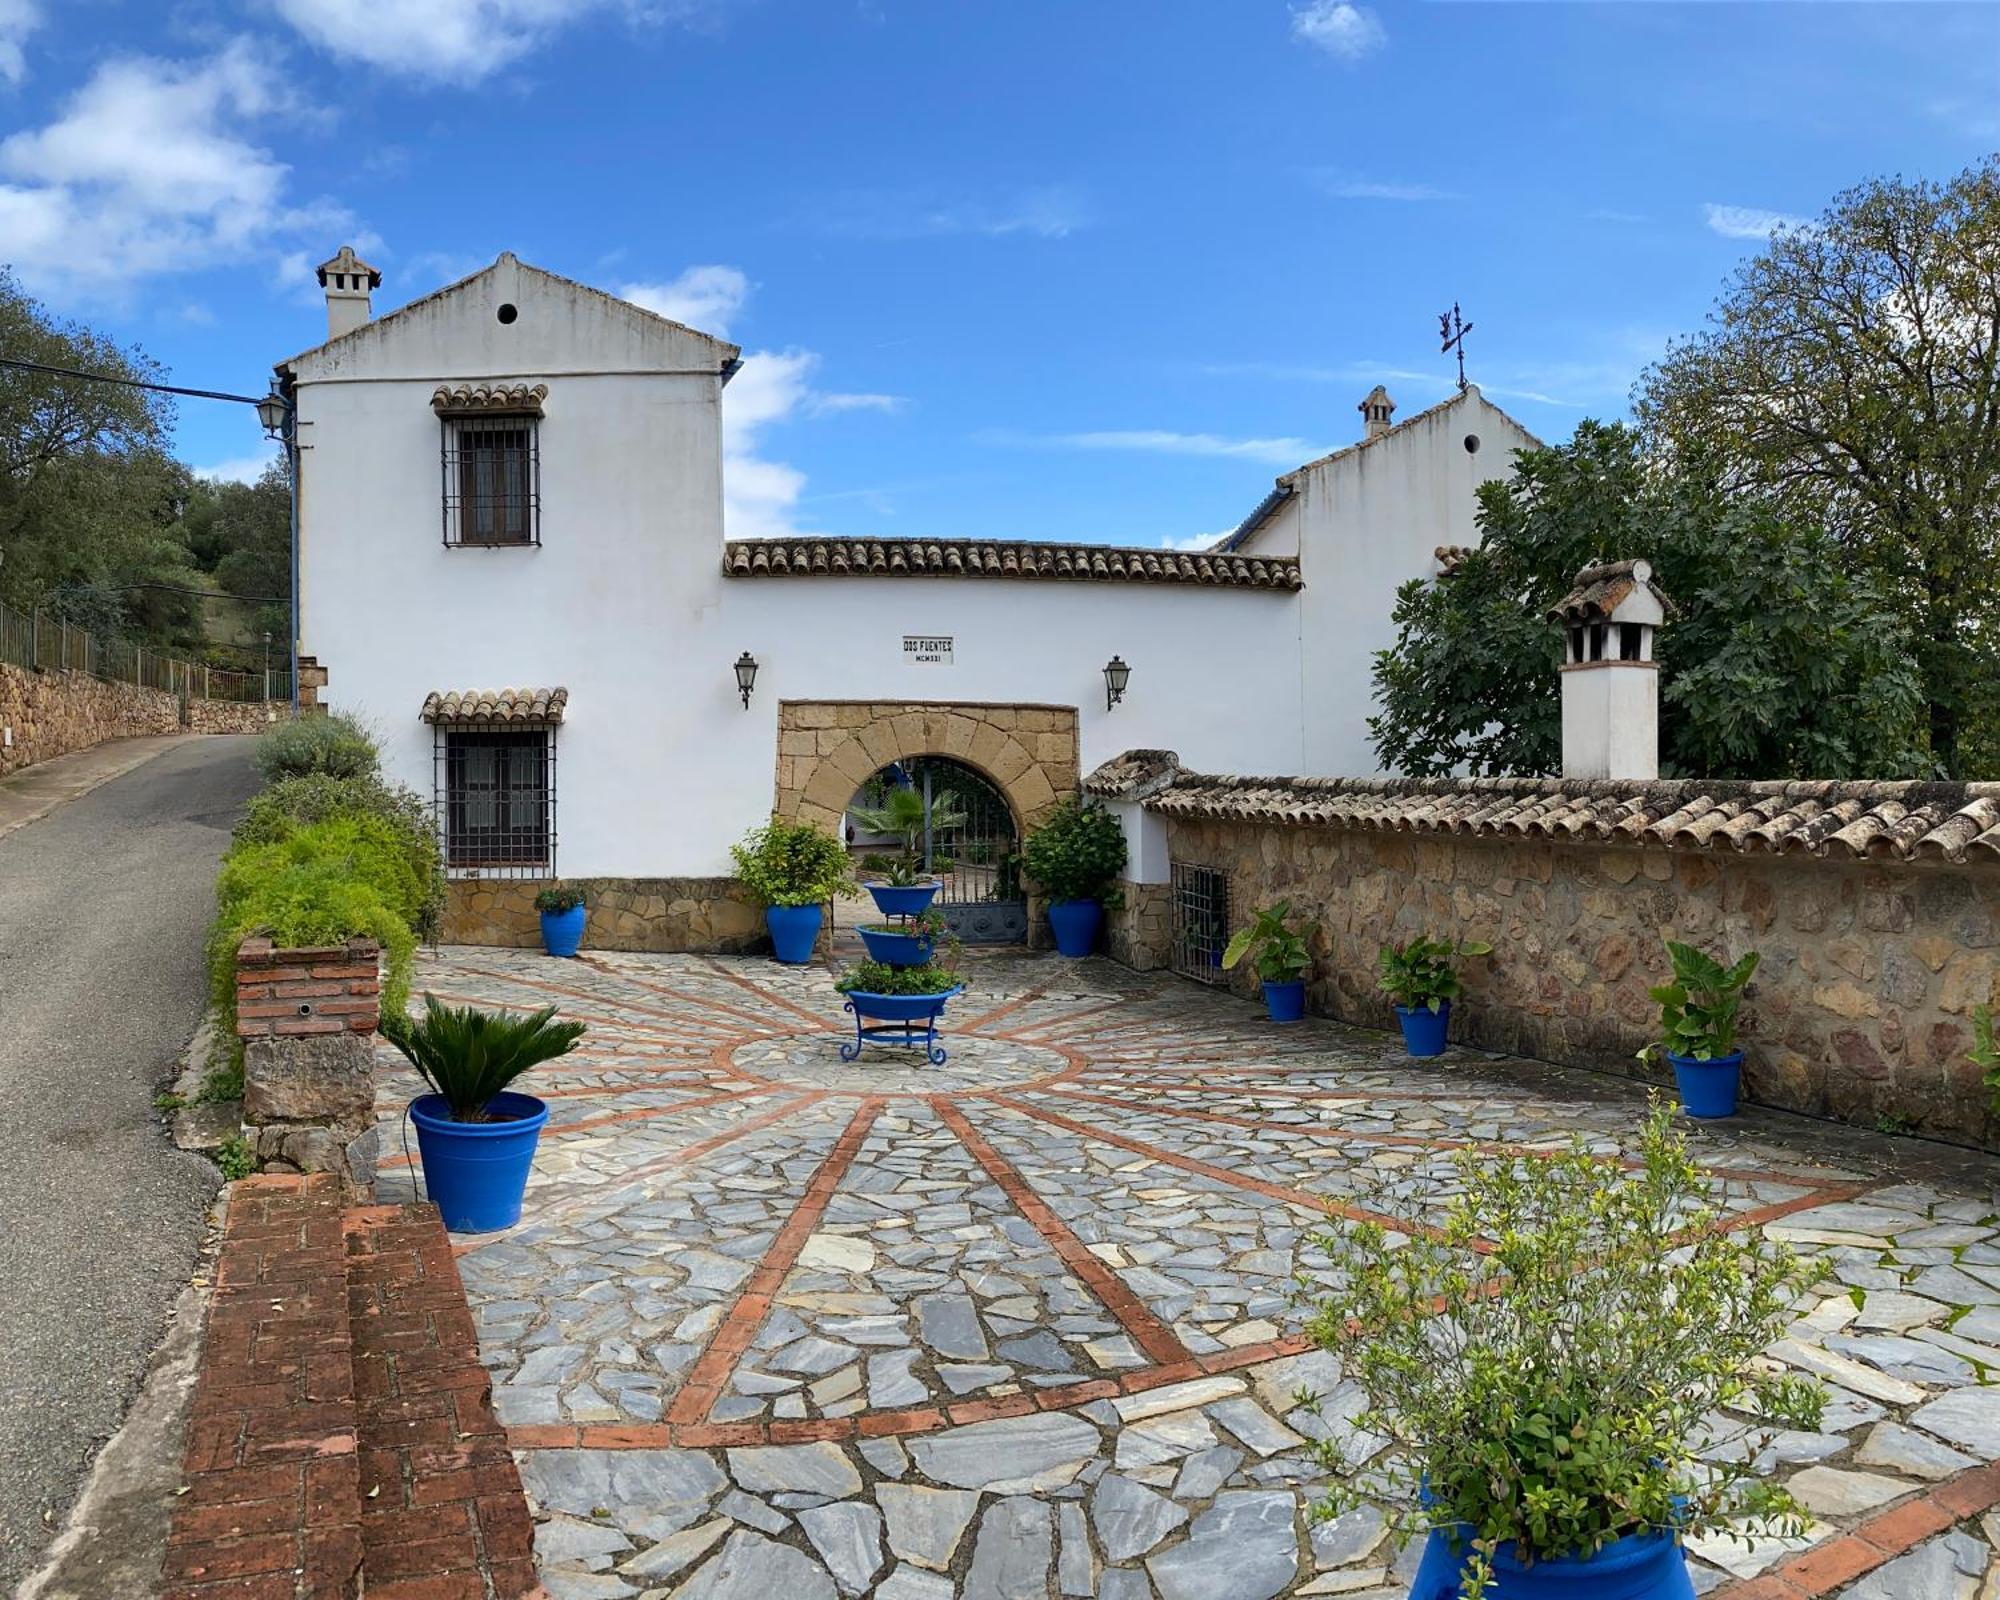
top-left (437, 727), bottom-right (555, 876)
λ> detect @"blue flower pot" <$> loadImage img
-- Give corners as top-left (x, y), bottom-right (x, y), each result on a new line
top-left (1262, 979), bottom-right (1306, 1023)
top-left (410, 1091), bottom-right (549, 1235)
top-left (866, 880), bottom-right (942, 918)
top-left (857, 925), bottom-right (934, 967)
top-left (1669, 1049), bottom-right (1743, 1119)
top-left (539, 903), bottom-right (586, 958)
top-left (1047, 898), bottom-right (1102, 957)
top-left (1409, 1524), bottom-right (1694, 1600)
top-left (842, 986), bottom-right (963, 1024)
top-left (767, 903), bottom-right (823, 964)
top-left (1396, 1001), bottom-right (1451, 1057)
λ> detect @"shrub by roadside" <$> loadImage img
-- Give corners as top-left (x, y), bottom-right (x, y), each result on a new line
top-left (235, 772), bottom-right (444, 940)
top-left (253, 711), bottom-right (379, 783)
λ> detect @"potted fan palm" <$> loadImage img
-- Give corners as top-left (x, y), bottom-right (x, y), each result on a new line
top-left (383, 996), bottom-right (587, 1233)
top-left (533, 883), bottom-right (587, 958)
top-left (1641, 940), bottom-right (1760, 1119)
top-left (1377, 933), bottom-right (1491, 1057)
top-left (850, 784), bottom-right (964, 918)
top-left (1305, 1100), bottom-right (1824, 1600)
top-left (1222, 900), bottom-right (1314, 1022)
top-left (1021, 798), bottom-right (1127, 957)
top-left (731, 817), bottom-right (854, 964)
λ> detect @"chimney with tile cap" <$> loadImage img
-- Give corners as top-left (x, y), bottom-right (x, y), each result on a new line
top-left (1358, 384), bottom-right (1396, 440)
top-left (317, 245), bottom-right (381, 341)
top-left (1548, 557), bottom-right (1673, 781)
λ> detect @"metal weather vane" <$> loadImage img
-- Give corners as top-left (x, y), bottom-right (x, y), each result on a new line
top-left (1439, 302), bottom-right (1474, 392)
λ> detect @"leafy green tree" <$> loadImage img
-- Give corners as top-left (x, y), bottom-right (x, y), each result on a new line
top-left (183, 462), bottom-right (291, 638)
top-left (1369, 422), bottom-right (1929, 780)
top-left (1637, 157), bottom-right (2000, 776)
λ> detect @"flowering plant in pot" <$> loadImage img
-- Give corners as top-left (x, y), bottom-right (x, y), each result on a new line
top-left (856, 903), bottom-right (950, 968)
top-left (1640, 940), bottom-right (1759, 1119)
top-left (731, 817), bottom-right (854, 965)
top-left (383, 995), bottom-right (586, 1233)
top-left (532, 883), bottom-right (587, 958)
top-left (849, 785), bottom-right (964, 917)
top-left (1303, 1100), bottom-right (1824, 1600)
top-left (834, 957), bottom-right (966, 1066)
top-left (1022, 798), bottom-right (1127, 957)
top-left (1377, 934), bottom-right (1491, 1056)
top-left (1222, 900), bottom-right (1314, 1022)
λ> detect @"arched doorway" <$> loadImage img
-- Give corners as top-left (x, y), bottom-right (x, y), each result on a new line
top-left (847, 757), bottom-right (1025, 943)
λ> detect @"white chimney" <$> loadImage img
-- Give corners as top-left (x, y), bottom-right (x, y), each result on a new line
top-left (317, 245), bottom-right (381, 341)
top-left (1358, 384), bottom-right (1396, 440)
top-left (1550, 558), bottom-right (1671, 781)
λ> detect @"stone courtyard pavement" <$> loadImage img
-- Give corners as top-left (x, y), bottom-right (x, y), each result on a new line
top-left (371, 947), bottom-right (2000, 1600)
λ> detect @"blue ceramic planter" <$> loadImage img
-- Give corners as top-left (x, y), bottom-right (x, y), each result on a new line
top-left (1262, 979), bottom-right (1306, 1023)
top-left (857, 924), bottom-right (935, 967)
top-left (840, 986), bottom-right (963, 1067)
top-left (1409, 1524), bottom-right (1694, 1600)
top-left (1396, 1001), bottom-right (1451, 1057)
top-left (539, 903), bottom-right (586, 958)
top-left (767, 903), bottom-right (823, 964)
top-left (410, 1091), bottom-right (548, 1234)
top-left (1047, 898), bottom-right (1102, 957)
top-left (1669, 1049), bottom-right (1742, 1119)
top-left (865, 880), bottom-right (942, 918)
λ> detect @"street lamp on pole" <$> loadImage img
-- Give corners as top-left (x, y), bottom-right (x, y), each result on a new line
top-left (257, 383), bottom-right (300, 714)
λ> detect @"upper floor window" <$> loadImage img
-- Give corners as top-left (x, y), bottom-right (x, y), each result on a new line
top-left (432, 383), bottom-right (548, 548)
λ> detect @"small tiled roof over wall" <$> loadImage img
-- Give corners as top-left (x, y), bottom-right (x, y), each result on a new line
top-left (721, 538), bottom-right (1302, 590)
top-left (1086, 752), bottom-right (2000, 864)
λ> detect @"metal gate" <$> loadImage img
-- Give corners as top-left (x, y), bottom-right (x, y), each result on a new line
top-left (1170, 860), bottom-right (1230, 983)
top-left (887, 758), bottom-right (1026, 944)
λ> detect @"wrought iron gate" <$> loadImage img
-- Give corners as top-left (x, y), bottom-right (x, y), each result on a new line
top-left (900, 758), bottom-right (1026, 944)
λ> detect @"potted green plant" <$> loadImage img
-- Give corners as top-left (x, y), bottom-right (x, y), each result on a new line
top-left (383, 995), bottom-right (587, 1233)
top-left (1377, 934), bottom-right (1491, 1056)
top-left (835, 957), bottom-right (966, 1066)
top-left (1021, 798), bottom-right (1127, 957)
top-left (533, 883), bottom-right (587, 958)
top-left (850, 785), bottom-right (965, 918)
top-left (1222, 900), bottom-right (1314, 1022)
top-left (730, 817), bottom-right (854, 964)
top-left (857, 902), bottom-right (949, 968)
top-left (1305, 1100), bottom-right (1824, 1600)
top-left (1640, 940), bottom-right (1759, 1119)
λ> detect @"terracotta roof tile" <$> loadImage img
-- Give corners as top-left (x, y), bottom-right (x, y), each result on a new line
top-left (721, 538), bottom-right (1302, 591)
top-left (420, 687), bottom-right (568, 725)
top-left (1083, 753), bottom-right (2000, 866)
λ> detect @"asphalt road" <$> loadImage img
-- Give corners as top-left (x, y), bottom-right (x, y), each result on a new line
top-left (0, 737), bottom-right (258, 1593)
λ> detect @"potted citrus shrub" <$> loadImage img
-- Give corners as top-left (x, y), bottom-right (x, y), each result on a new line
top-left (1377, 934), bottom-right (1491, 1056)
top-left (1305, 1100), bottom-right (1824, 1600)
top-left (1022, 798), bottom-right (1127, 957)
top-left (835, 956), bottom-right (965, 1066)
top-left (1642, 940), bottom-right (1759, 1119)
top-left (731, 817), bottom-right (854, 964)
top-left (383, 995), bottom-right (586, 1233)
top-left (849, 784), bottom-right (963, 918)
top-left (533, 883), bottom-right (587, 958)
top-left (1222, 900), bottom-right (1314, 1022)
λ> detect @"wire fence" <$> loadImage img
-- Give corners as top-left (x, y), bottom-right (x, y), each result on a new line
top-left (0, 597), bottom-right (276, 703)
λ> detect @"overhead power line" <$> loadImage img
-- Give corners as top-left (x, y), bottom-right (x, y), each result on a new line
top-left (0, 355), bottom-right (268, 407)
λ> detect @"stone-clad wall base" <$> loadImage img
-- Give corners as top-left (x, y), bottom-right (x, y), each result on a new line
top-left (1107, 880), bottom-right (1172, 970)
top-left (1161, 817), bottom-right (2000, 1146)
top-left (444, 876), bottom-right (766, 952)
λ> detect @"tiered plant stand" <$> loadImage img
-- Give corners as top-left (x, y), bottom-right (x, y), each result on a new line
top-left (841, 906), bottom-right (959, 1067)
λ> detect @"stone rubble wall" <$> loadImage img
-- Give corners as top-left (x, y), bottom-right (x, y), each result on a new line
top-left (0, 660), bottom-right (283, 777)
top-left (443, 876), bottom-right (766, 952)
top-left (1155, 815), bottom-right (2000, 1146)
top-left (1107, 880), bottom-right (1172, 970)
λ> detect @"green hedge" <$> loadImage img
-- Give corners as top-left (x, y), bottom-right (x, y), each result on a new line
top-left (235, 773), bottom-right (444, 940)
top-left (253, 712), bottom-right (380, 784)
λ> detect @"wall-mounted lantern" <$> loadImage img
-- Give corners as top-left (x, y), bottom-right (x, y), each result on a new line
top-left (1103, 654), bottom-right (1130, 712)
top-left (734, 651), bottom-right (759, 709)
top-left (255, 384), bottom-right (291, 439)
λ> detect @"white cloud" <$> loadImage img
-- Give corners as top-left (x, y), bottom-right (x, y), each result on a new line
top-left (1159, 530), bottom-right (1226, 552)
top-left (723, 349), bottom-right (816, 541)
top-left (619, 264), bottom-right (749, 336)
top-left (1026, 430), bottom-right (1329, 467)
top-left (807, 391), bottom-right (907, 417)
top-left (0, 40), bottom-right (351, 302)
top-left (1703, 203), bottom-right (1811, 241)
top-left (1291, 1), bottom-right (1385, 61)
top-left (193, 450), bottom-right (281, 484)
top-left (0, 0), bottom-right (38, 85)
top-left (799, 184), bottom-right (1088, 240)
top-left (1314, 177), bottom-right (1459, 202)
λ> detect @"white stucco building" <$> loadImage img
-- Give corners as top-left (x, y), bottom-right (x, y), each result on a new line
top-left (276, 249), bottom-right (1536, 945)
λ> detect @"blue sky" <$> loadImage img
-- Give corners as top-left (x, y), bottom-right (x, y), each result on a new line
top-left (4, 1), bottom-right (1997, 548)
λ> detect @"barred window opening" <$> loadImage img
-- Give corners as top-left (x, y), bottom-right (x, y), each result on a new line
top-left (442, 415), bottom-right (539, 546)
top-left (1170, 861), bottom-right (1230, 984)
top-left (435, 725), bottom-right (556, 878)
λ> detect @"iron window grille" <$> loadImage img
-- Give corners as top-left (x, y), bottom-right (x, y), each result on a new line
top-left (1170, 861), bottom-right (1230, 984)
top-left (441, 414), bottom-right (540, 547)
top-left (434, 723), bottom-right (556, 879)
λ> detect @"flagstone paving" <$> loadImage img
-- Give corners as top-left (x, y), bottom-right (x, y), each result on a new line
top-left (373, 946), bottom-right (2000, 1599)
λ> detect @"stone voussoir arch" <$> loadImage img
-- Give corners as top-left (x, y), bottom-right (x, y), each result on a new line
top-left (773, 700), bottom-right (1079, 840)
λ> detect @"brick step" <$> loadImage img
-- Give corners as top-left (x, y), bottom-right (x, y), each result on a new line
top-left (166, 1176), bottom-right (540, 1599)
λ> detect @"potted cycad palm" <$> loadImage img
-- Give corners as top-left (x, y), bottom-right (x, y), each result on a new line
top-left (383, 996), bottom-right (586, 1233)
top-left (1642, 940), bottom-right (1759, 1119)
top-left (731, 817), bottom-right (854, 964)
top-left (1377, 934), bottom-right (1491, 1057)
top-left (533, 883), bottom-right (587, 958)
top-left (1222, 900), bottom-right (1313, 1022)
top-left (1022, 798), bottom-right (1127, 957)
top-left (1305, 1101), bottom-right (1824, 1600)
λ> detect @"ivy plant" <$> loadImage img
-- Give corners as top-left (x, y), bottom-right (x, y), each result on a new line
top-left (1376, 934), bottom-right (1491, 1012)
top-left (1643, 939), bottom-right (1759, 1062)
top-left (1222, 900), bottom-right (1313, 983)
top-left (730, 817), bottom-right (854, 908)
top-left (1021, 799), bottom-right (1127, 904)
top-left (1303, 1099), bottom-right (1825, 1598)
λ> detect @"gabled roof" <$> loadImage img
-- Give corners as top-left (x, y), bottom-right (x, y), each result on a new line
top-left (277, 252), bottom-right (740, 375)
